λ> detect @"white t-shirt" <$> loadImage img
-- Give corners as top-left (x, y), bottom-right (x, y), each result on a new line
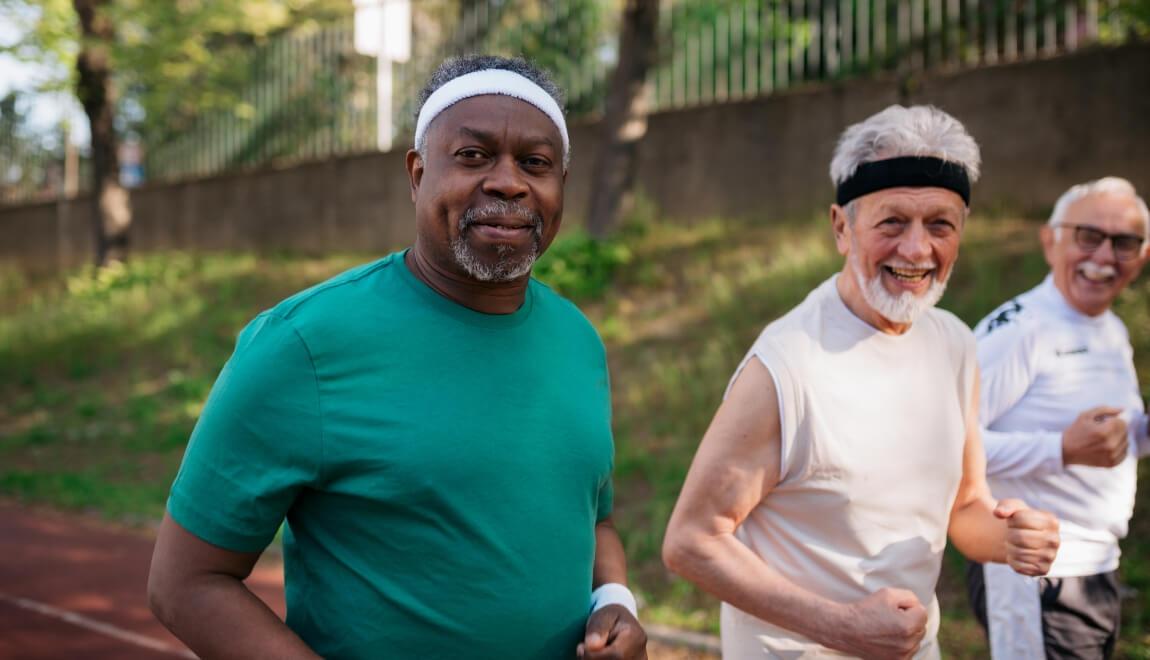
top-left (975, 274), bottom-right (1150, 577)
top-left (722, 275), bottom-right (976, 659)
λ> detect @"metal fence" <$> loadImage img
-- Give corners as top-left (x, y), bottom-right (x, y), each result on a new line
top-left (1, 0), bottom-right (1136, 205)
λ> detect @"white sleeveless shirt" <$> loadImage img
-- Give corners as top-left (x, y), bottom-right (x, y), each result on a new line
top-left (722, 275), bottom-right (977, 659)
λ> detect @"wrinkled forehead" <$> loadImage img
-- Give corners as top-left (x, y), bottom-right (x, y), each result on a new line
top-left (857, 186), bottom-right (967, 219)
top-left (1066, 191), bottom-right (1149, 235)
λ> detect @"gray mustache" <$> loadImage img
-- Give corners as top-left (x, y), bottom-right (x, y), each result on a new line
top-left (460, 201), bottom-right (543, 232)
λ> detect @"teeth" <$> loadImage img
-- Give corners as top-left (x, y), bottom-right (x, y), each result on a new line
top-left (886, 266), bottom-right (931, 281)
top-left (1079, 263), bottom-right (1116, 282)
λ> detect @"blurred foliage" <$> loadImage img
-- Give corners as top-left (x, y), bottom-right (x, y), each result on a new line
top-left (0, 0), bottom-right (351, 148)
top-left (534, 229), bottom-right (635, 300)
top-left (1110, 0), bottom-right (1150, 38)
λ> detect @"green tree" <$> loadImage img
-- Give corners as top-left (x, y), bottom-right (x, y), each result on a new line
top-left (1, 0), bottom-right (350, 266)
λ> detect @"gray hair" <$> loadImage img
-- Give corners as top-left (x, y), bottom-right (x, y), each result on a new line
top-left (413, 55), bottom-right (569, 167)
top-left (1048, 177), bottom-right (1150, 245)
top-left (829, 105), bottom-right (982, 189)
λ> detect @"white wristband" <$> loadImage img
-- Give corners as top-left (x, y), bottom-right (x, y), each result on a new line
top-left (590, 583), bottom-right (638, 619)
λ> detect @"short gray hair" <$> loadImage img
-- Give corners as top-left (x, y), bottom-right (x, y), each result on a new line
top-left (829, 105), bottom-right (982, 188)
top-left (413, 55), bottom-right (568, 166)
top-left (1048, 177), bottom-right (1150, 241)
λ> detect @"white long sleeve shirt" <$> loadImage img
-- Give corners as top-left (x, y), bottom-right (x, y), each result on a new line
top-left (974, 275), bottom-right (1150, 577)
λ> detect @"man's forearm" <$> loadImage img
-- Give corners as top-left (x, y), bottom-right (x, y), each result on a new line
top-left (152, 575), bottom-right (318, 660)
top-left (663, 531), bottom-right (851, 648)
top-left (948, 498), bottom-right (1008, 564)
top-left (592, 519), bottom-right (629, 587)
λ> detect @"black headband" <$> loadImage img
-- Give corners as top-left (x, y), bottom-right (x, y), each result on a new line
top-left (836, 156), bottom-right (971, 207)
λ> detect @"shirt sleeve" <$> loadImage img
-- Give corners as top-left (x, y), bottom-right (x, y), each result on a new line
top-left (1136, 412), bottom-right (1150, 459)
top-left (977, 315), bottom-right (1065, 478)
top-left (167, 312), bottom-right (323, 552)
top-left (596, 478), bottom-right (614, 522)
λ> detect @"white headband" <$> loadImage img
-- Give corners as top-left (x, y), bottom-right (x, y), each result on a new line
top-left (413, 69), bottom-right (570, 167)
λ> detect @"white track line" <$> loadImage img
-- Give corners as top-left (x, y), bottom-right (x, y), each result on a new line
top-left (0, 592), bottom-right (196, 658)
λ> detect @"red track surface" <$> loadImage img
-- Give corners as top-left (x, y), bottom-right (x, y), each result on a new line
top-left (0, 502), bottom-right (285, 659)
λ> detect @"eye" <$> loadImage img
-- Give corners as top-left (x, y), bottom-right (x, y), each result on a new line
top-left (877, 218), bottom-right (904, 234)
top-left (928, 219), bottom-right (957, 235)
top-left (455, 148), bottom-right (489, 162)
top-left (521, 155), bottom-right (553, 170)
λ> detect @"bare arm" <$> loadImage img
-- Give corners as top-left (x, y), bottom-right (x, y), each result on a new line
top-left (662, 358), bottom-right (925, 658)
top-left (580, 516), bottom-right (647, 659)
top-left (592, 517), bottom-right (628, 587)
top-left (947, 369), bottom-right (1059, 574)
top-left (148, 513), bottom-right (320, 660)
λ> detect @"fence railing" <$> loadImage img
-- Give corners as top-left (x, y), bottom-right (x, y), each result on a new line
top-left (1, 0), bottom-right (1135, 205)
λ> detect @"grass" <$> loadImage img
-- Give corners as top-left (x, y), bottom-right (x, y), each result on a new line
top-left (2, 214), bottom-right (1149, 654)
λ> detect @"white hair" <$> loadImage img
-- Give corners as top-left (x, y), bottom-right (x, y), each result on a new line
top-left (1048, 177), bottom-right (1150, 245)
top-left (829, 105), bottom-right (982, 187)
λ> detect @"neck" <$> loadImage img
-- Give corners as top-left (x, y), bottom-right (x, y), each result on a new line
top-left (835, 270), bottom-right (912, 335)
top-left (405, 247), bottom-right (529, 315)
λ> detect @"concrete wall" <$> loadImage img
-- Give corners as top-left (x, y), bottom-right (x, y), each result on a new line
top-left (3, 44), bottom-right (1147, 273)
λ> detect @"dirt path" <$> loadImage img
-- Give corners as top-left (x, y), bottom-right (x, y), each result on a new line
top-left (0, 501), bottom-right (717, 659)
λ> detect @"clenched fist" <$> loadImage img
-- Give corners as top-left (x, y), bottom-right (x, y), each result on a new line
top-left (995, 498), bottom-right (1060, 576)
top-left (1062, 406), bottom-right (1128, 467)
top-left (824, 588), bottom-right (927, 660)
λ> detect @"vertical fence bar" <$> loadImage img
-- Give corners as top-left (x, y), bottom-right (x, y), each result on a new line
top-left (874, 0), bottom-right (887, 64)
top-left (716, 5), bottom-right (729, 101)
top-left (744, 0), bottom-right (757, 95)
top-left (825, 0), bottom-right (839, 76)
top-left (809, 0), bottom-right (822, 79)
top-left (1064, 0), bottom-right (1078, 50)
top-left (984, 0), bottom-right (998, 63)
top-left (1004, 0), bottom-right (1018, 60)
top-left (910, 0), bottom-right (924, 69)
top-left (928, 0), bottom-right (942, 66)
top-left (946, 0), bottom-right (959, 66)
top-left (1023, 0), bottom-right (1037, 56)
top-left (789, 0), bottom-right (802, 86)
top-left (1042, 0), bottom-right (1056, 54)
top-left (840, 0), bottom-right (854, 74)
top-left (858, 0), bottom-right (871, 69)
top-left (964, 0), bottom-right (977, 65)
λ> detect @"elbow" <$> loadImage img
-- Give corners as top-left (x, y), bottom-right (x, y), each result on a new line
top-left (662, 523), bottom-right (709, 579)
top-left (147, 562), bottom-right (177, 627)
top-left (661, 532), bottom-right (686, 576)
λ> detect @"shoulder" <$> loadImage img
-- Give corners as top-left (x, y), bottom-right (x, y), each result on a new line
top-left (273, 255), bottom-right (398, 322)
top-left (529, 278), bottom-right (606, 355)
top-left (972, 284), bottom-right (1047, 341)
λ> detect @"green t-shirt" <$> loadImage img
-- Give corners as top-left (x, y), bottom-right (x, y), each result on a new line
top-left (168, 251), bottom-right (615, 659)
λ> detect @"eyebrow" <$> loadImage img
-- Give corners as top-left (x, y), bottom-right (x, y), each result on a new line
top-left (456, 126), bottom-right (557, 150)
top-left (873, 204), bottom-right (962, 220)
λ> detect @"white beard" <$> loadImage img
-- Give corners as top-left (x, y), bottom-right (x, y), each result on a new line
top-left (851, 251), bottom-right (948, 324)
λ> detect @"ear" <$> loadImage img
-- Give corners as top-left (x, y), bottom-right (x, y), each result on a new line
top-left (830, 204), bottom-right (850, 256)
top-left (406, 150), bottom-right (424, 203)
top-left (1039, 224), bottom-right (1057, 268)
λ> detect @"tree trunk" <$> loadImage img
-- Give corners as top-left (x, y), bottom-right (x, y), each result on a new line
top-left (74, 0), bottom-right (131, 267)
top-left (585, 0), bottom-right (660, 239)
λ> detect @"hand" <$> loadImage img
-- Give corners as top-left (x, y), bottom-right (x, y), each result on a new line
top-left (995, 498), bottom-right (1060, 576)
top-left (1062, 406), bottom-right (1128, 467)
top-left (823, 588), bottom-right (927, 660)
top-left (577, 604), bottom-right (647, 660)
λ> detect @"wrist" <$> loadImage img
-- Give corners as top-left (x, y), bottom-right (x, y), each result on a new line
top-left (590, 583), bottom-right (638, 619)
top-left (809, 601), bottom-right (854, 649)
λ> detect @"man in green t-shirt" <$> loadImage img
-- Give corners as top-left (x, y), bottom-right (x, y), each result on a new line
top-left (147, 55), bottom-right (647, 660)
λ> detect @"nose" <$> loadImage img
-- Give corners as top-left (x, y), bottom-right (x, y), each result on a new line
top-left (1092, 235), bottom-right (1118, 263)
top-left (481, 155), bottom-right (529, 201)
top-left (898, 221), bottom-right (932, 263)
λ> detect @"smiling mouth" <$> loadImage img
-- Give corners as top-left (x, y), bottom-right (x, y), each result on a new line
top-left (883, 265), bottom-right (934, 283)
top-left (1077, 261), bottom-right (1117, 284)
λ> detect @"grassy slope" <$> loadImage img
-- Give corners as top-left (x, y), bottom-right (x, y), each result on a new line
top-left (2, 216), bottom-right (1148, 654)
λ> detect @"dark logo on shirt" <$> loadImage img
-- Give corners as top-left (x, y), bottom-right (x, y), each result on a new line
top-left (983, 300), bottom-right (1023, 335)
top-left (1055, 346), bottom-right (1088, 356)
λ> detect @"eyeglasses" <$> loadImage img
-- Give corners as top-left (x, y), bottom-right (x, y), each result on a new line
top-left (1053, 223), bottom-right (1147, 262)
